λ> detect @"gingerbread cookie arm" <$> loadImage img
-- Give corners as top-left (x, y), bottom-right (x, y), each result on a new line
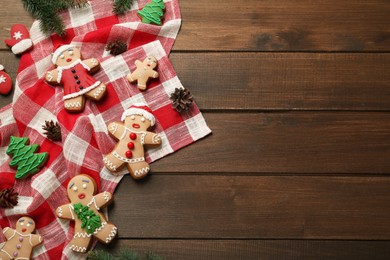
top-left (143, 132), bottom-right (162, 146)
top-left (2, 227), bottom-right (15, 240)
top-left (56, 204), bottom-right (75, 220)
top-left (107, 122), bottom-right (126, 140)
top-left (93, 191), bottom-right (113, 209)
top-left (30, 234), bottom-right (43, 247)
top-left (147, 69), bottom-right (159, 79)
top-left (82, 58), bottom-right (100, 72)
top-left (45, 69), bottom-right (60, 84)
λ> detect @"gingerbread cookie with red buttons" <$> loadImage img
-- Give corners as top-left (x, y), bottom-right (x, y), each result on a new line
top-left (56, 174), bottom-right (117, 253)
top-left (0, 216), bottom-right (43, 260)
top-left (126, 56), bottom-right (159, 91)
top-left (45, 45), bottom-right (107, 113)
top-left (103, 103), bottom-right (162, 179)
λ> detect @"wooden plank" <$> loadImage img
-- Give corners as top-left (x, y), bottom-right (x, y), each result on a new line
top-left (153, 112), bottom-right (390, 174)
top-left (98, 240), bottom-right (390, 260)
top-left (0, 52), bottom-right (19, 108)
top-left (109, 175), bottom-right (390, 239)
top-left (0, 1), bottom-right (33, 50)
top-left (169, 52), bottom-right (390, 111)
top-left (0, 0), bottom-right (389, 51)
top-left (1, 52), bottom-right (389, 111)
top-left (176, 0), bottom-right (390, 51)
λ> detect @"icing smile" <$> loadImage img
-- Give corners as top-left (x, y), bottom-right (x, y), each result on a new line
top-left (66, 58), bottom-right (72, 62)
top-left (78, 193), bottom-right (86, 199)
top-left (132, 123), bottom-right (140, 129)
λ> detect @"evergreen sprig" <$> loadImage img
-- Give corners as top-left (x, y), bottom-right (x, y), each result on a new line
top-left (21, 0), bottom-right (88, 36)
top-left (87, 248), bottom-right (164, 260)
top-left (113, 0), bottom-right (133, 15)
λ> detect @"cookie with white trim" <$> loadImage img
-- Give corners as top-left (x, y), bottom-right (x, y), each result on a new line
top-left (56, 174), bottom-right (117, 253)
top-left (103, 103), bottom-right (162, 179)
top-left (127, 56), bottom-right (159, 91)
top-left (0, 216), bottom-right (43, 260)
top-left (45, 45), bottom-right (107, 113)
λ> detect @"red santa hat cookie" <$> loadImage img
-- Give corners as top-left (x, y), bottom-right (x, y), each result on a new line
top-left (121, 103), bottom-right (156, 126)
top-left (4, 24), bottom-right (33, 55)
top-left (51, 44), bottom-right (74, 64)
top-left (0, 65), bottom-right (12, 95)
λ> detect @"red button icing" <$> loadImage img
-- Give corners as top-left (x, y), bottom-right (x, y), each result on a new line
top-left (127, 142), bottom-right (135, 149)
top-left (125, 151), bottom-right (133, 158)
top-left (129, 133), bottom-right (137, 140)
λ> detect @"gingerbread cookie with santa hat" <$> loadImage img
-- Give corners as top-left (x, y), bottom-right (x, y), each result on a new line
top-left (103, 103), bottom-right (162, 179)
top-left (0, 216), bottom-right (43, 260)
top-left (45, 45), bottom-right (107, 113)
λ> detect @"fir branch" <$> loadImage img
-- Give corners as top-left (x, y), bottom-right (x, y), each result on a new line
top-left (21, 0), bottom-right (88, 36)
top-left (113, 0), bottom-right (133, 15)
top-left (87, 248), bottom-right (164, 260)
top-left (87, 250), bottom-right (114, 260)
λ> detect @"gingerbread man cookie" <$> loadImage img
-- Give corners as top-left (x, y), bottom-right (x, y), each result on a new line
top-left (126, 56), bottom-right (159, 91)
top-left (0, 216), bottom-right (43, 260)
top-left (45, 45), bottom-right (107, 113)
top-left (56, 174), bottom-right (117, 253)
top-left (103, 104), bottom-right (162, 179)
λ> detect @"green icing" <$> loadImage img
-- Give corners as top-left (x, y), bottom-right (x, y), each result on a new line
top-left (74, 203), bottom-right (102, 234)
top-left (6, 136), bottom-right (49, 179)
top-left (137, 0), bottom-right (165, 25)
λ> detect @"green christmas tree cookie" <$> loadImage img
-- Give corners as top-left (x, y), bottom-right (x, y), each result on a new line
top-left (137, 0), bottom-right (165, 25)
top-left (6, 136), bottom-right (49, 179)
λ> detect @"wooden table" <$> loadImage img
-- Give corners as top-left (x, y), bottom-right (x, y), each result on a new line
top-left (1, 1), bottom-right (390, 259)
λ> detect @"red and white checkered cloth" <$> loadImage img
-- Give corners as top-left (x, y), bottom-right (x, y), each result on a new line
top-left (0, 0), bottom-right (211, 259)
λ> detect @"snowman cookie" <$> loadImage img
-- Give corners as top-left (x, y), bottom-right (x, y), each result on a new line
top-left (126, 56), bottom-right (159, 91)
top-left (56, 174), bottom-right (117, 253)
top-left (0, 216), bottom-right (43, 260)
top-left (45, 45), bottom-right (107, 113)
top-left (103, 103), bottom-right (162, 179)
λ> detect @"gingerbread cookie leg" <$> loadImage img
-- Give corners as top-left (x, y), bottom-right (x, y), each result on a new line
top-left (128, 161), bottom-right (150, 179)
top-left (84, 82), bottom-right (107, 101)
top-left (103, 153), bottom-right (125, 172)
top-left (69, 234), bottom-right (91, 253)
top-left (93, 222), bottom-right (117, 244)
top-left (0, 251), bottom-right (12, 260)
top-left (64, 95), bottom-right (85, 112)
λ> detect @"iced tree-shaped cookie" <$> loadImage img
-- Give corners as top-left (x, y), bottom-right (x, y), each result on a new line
top-left (103, 103), bottom-right (162, 179)
top-left (6, 136), bottom-right (49, 179)
top-left (45, 45), bottom-right (107, 113)
top-left (56, 174), bottom-right (117, 253)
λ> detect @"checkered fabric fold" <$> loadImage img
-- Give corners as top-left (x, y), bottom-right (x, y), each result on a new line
top-left (0, 1), bottom-right (211, 259)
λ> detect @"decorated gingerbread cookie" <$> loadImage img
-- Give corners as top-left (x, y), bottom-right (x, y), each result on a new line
top-left (45, 45), bottom-right (107, 113)
top-left (0, 65), bottom-right (12, 95)
top-left (0, 216), bottom-right (43, 260)
top-left (103, 104), bottom-right (162, 179)
top-left (6, 136), bottom-right (49, 180)
top-left (126, 56), bottom-right (159, 91)
top-left (56, 174), bottom-right (117, 253)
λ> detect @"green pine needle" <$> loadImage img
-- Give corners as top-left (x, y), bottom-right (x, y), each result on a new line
top-left (113, 0), bottom-right (133, 15)
top-left (87, 250), bottom-right (114, 260)
top-left (87, 248), bottom-right (164, 260)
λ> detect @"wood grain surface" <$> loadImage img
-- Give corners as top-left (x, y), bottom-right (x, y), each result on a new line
top-left (1, 0), bottom-right (390, 259)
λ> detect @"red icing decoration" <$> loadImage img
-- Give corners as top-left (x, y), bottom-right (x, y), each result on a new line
top-left (125, 151), bottom-right (133, 158)
top-left (61, 63), bottom-right (99, 98)
top-left (0, 66), bottom-right (12, 95)
top-left (127, 142), bottom-right (135, 149)
top-left (129, 133), bottom-right (137, 140)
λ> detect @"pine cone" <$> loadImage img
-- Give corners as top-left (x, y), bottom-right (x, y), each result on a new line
top-left (0, 188), bottom-right (18, 208)
top-left (105, 40), bottom-right (128, 56)
top-left (170, 88), bottom-right (194, 112)
top-left (42, 120), bottom-right (62, 142)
